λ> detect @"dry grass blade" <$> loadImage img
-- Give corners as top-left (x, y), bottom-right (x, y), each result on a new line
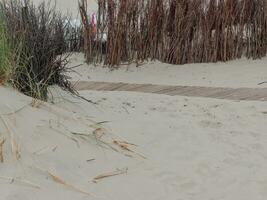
top-left (92, 127), bottom-right (106, 139)
top-left (47, 171), bottom-right (93, 196)
top-left (93, 168), bottom-right (128, 182)
top-left (0, 136), bottom-right (6, 163)
top-left (86, 158), bottom-right (96, 162)
top-left (0, 176), bottom-right (40, 189)
top-left (113, 140), bottom-right (146, 159)
top-left (0, 103), bottom-right (30, 116)
top-left (31, 98), bottom-right (42, 108)
top-left (33, 145), bottom-right (58, 155)
top-left (113, 140), bottom-right (138, 147)
top-left (50, 126), bottom-right (80, 147)
top-left (32, 165), bottom-right (94, 196)
top-left (10, 135), bottom-right (20, 160)
top-left (0, 116), bottom-right (20, 160)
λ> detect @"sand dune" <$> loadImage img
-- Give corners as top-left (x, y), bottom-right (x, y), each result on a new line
top-left (1, 54), bottom-right (267, 199)
top-left (69, 53), bottom-right (267, 89)
top-left (1, 1), bottom-right (267, 200)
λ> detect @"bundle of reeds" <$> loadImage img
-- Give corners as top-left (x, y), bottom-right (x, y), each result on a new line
top-left (0, 0), bottom-right (76, 100)
top-left (80, 0), bottom-right (267, 67)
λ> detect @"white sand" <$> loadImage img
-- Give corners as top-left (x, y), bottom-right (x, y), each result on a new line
top-left (1, 74), bottom-right (267, 199)
top-left (2, 1), bottom-right (267, 199)
top-left (69, 53), bottom-right (267, 88)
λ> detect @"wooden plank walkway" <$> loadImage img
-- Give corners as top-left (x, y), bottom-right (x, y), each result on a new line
top-left (73, 81), bottom-right (267, 101)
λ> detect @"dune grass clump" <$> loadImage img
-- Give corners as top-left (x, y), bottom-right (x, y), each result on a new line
top-left (0, 13), bottom-right (11, 83)
top-left (0, 0), bottom-right (75, 100)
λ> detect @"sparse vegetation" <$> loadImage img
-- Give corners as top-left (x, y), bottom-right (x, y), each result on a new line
top-left (0, 12), bottom-right (11, 83)
top-left (0, 0), bottom-right (75, 100)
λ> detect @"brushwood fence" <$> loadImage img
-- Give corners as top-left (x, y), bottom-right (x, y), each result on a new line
top-left (80, 0), bottom-right (267, 67)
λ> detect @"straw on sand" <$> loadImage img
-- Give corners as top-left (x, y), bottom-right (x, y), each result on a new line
top-left (32, 165), bottom-right (94, 196)
top-left (0, 116), bottom-right (20, 160)
top-left (0, 136), bottom-right (6, 162)
top-left (0, 176), bottom-right (41, 189)
top-left (93, 168), bottom-right (128, 182)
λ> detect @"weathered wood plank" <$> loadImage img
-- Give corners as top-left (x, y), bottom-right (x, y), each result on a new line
top-left (73, 81), bottom-right (267, 101)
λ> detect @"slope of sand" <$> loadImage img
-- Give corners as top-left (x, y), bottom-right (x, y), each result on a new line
top-left (1, 78), bottom-right (267, 200)
top-left (2, 1), bottom-right (266, 200)
top-left (69, 53), bottom-right (267, 88)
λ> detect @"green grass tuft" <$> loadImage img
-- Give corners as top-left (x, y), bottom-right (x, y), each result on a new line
top-left (0, 0), bottom-right (75, 100)
top-left (0, 14), bottom-right (11, 82)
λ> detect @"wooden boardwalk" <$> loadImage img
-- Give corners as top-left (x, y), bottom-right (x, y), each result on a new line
top-left (73, 81), bottom-right (267, 101)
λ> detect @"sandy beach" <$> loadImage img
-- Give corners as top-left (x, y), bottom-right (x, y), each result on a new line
top-left (1, 55), bottom-right (267, 200)
top-left (0, 0), bottom-right (267, 200)
top-left (70, 53), bottom-right (267, 89)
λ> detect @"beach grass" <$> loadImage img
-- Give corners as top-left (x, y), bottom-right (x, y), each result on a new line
top-left (0, 13), bottom-right (11, 83)
top-left (0, 0), bottom-right (75, 100)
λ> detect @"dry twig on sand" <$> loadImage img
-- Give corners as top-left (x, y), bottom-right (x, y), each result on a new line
top-left (33, 145), bottom-right (58, 155)
top-left (32, 165), bottom-right (93, 196)
top-left (31, 98), bottom-right (43, 108)
top-left (93, 168), bottom-right (128, 182)
top-left (47, 171), bottom-right (93, 196)
top-left (0, 176), bottom-right (40, 189)
top-left (113, 140), bottom-right (146, 159)
top-left (0, 116), bottom-right (20, 160)
top-left (0, 136), bottom-right (6, 162)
